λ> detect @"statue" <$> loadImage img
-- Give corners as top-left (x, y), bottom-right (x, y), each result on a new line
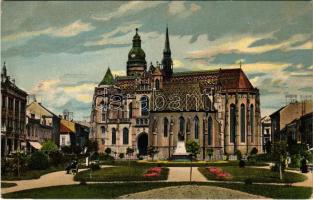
top-left (169, 119), bottom-right (174, 133)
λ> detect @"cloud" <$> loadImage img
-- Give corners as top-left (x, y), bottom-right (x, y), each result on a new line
top-left (168, 2), bottom-right (201, 17)
top-left (92, 1), bottom-right (164, 21)
top-left (173, 59), bottom-right (184, 68)
top-left (3, 20), bottom-right (94, 41)
top-left (186, 33), bottom-right (310, 61)
top-left (51, 20), bottom-right (95, 37)
top-left (85, 23), bottom-right (141, 46)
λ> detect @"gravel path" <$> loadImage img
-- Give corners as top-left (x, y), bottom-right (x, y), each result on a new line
top-left (119, 185), bottom-right (267, 199)
top-left (167, 167), bottom-right (207, 182)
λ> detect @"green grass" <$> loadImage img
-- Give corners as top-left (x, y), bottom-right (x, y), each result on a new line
top-left (199, 166), bottom-right (307, 183)
top-left (1, 166), bottom-right (65, 181)
top-left (3, 182), bottom-right (312, 199)
top-left (74, 166), bottom-right (169, 182)
top-left (1, 182), bottom-right (17, 188)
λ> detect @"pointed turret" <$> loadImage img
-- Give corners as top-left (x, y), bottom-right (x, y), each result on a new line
top-left (162, 26), bottom-right (173, 79)
top-left (2, 62), bottom-right (7, 77)
top-left (99, 68), bottom-right (114, 86)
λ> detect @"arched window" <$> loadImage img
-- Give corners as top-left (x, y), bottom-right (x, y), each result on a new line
top-left (101, 126), bottom-right (106, 135)
top-left (230, 104), bottom-right (236, 143)
top-left (123, 128), bottom-right (129, 145)
top-left (128, 103), bottom-right (133, 118)
top-left (179, 116), bottom-right (185, 136)
top-left (112, 128), bottom-right (116, 145)
top-left (240, 104), bottom-right (246, 143)
top-left (194, 116), bottom-right (199, 139)
top-left (208, 117), bottom-right (212, 145)
top-left (164, 117), bottom-right (169, 137)
top-left (250, 104), bottom-right (254, 143)
top-left (155, 79), bottom-right (160, 90)
top-left (140, 96), bottom-right (149, 116)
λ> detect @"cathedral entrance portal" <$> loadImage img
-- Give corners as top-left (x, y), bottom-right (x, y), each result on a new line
top-left (137, 133), bottom-right (148, 155)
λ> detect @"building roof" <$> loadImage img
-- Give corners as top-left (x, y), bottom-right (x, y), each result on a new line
top-left (60, 119), bottom-right (76, 133)
top-left (27, 101), bottom-right (58, 118)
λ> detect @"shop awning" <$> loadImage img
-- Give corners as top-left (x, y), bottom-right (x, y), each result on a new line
top-left (29, 141), bottom-right (42, 150)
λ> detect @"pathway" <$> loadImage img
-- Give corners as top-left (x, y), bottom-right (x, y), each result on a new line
top-left (1, 165), bottom-right (112, 194)
top-left (167, 167), bottom-right (207, 182)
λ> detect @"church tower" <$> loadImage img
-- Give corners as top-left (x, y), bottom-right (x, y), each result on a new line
top-left (127, 28), bottom-right (147, 76)
top-left (162, 26), bottom-right (173, 79)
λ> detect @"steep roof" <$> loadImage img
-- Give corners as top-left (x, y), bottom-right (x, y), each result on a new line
top-left (26, 101), bottom-right (57, 117)
top-left (99, 68), bottom-right (114, 86)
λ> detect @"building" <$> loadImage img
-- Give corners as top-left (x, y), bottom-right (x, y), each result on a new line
top-left (261, 116), bottom-right (271, 151)
top-left (90, 27), bottom-right (262, 160)
top-left (60, 119), bottom-right (89, 149)
top-left (1, 62), bottom-right (27, 156)
top-left (26, 99), bottom-right (60, 152)
top-left (270, 100), bottom-right (313, 143)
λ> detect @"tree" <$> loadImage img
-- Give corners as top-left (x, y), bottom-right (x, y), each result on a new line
top-left (147, 146), bottom-right (159, 161)
top-left (41, 140), bottom-right (58, 154)
top-left (105, 147), bottom-right (112, 155)
top-left (186, 140), bottom-right (200, 182)
top-left (86, 140), bottom-right (99, 154)
top-left (126, 147), bottom-right (135, 168)
top-left (250, 147), bottom-right (258, 155)
top-left (271, 141), bottom-right (287, 180)
top-left (119, 153), bottom-right (125, 159)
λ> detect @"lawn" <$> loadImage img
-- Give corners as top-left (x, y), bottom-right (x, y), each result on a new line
top-left (1, 166), bottom-right (65, 181)
top-left (3, 182), bottom-right (312, 199)
top-left (199, 166), bottom-right (307, 183)
top-left (74, 166), bottom-right (169, 182)
top-left (1, 182), bottom-right (17, 188)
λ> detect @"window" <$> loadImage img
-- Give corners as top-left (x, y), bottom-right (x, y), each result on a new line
top-left (128, 103), bottom-right (133, 118)
top-left (123, 128), bottom-right (129, 145)
top-left (208, 117), bottom-right (212, 145)
top-left (179, 116), bottom-right (185, 136)
top-left (250, 104), bottom-right (254, 143)
top-left (101, 126), bottom-right (106, 135)
top-left (230, 104), bottom-right (236, 143)
top-left (112, 128), bottom-right (116, 145)
top-left (194, 116), bottom-right (199, 139)
top-left (140, 96), bottom-right (149, 116)
top-left (102, 113), bottom-right (106, 121)
top-left (155, 79), bottom-right (160, 90)
top-left (164, 117), bottom-right (169, 137)
top-left (240, 104), bottom-right (246, 143)
top-left (61, 136), bottom-right (65, 146)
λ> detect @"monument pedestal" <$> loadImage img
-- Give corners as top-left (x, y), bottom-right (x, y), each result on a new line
top-left (169, 141), bottom-right (190, 161)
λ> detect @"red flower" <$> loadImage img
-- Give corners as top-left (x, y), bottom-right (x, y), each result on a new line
top-left (144, 173), bottom-right (160, 177)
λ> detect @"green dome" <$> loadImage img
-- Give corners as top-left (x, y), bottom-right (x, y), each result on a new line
top-left (128, 47), bottom-right (146, 59)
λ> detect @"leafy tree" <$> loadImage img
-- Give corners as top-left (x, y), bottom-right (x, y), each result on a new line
top-left (271, 141), bottom-right (287, 180)
top-left (126, 147), bottom-right (134, 158)
top-left (86, 140), bottom-right (99, 154)
top-left (41, 140), bottom-right (58, 154)
top-left (147, 146), bottom-right (159, 161)
top-left (235, 150), bottom-right (242, 160)
top-left (61, 146), bottom-right (72, 154)
top-left (186, 140), bottom-right (200, 182)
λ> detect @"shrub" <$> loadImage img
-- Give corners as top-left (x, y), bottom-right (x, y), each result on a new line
top-left (137, 154), bottom-right (144, 160)
top-left (119, 153), bottom-right (125, 159)
top-left (49, 151), bottom-right (64, 166)
top-left (104, 148), bottom-right (112, 155)
top-left (90, 163), bottom-right (100, 171)
top-left (28, 151), bottom-right (49, 170)
top-left (61, 146), bottom-right (72, 154)
top-left (244, 178), bottom-right (253, 185)
top-left (247, 155), bottom-right (257, 165)
top-left (250, 147), bottom-right (258, 155)
top-left (235, 150), bottom-right (242, 160)
top-left (290, 154), bottom-right (301, 168)
top-left (239, 159), bottom-right (246, 168)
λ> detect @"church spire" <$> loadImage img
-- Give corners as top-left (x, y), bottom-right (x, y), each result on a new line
top-left (99, 67), bottom-right (114, 86)
top-left (162, 25), bottom-right (173, 79)
top-left (2, 62), bottom-right (7, 77)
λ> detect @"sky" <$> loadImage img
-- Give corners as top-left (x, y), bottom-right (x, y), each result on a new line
top-left (1, 1), bottom-right (312, 120)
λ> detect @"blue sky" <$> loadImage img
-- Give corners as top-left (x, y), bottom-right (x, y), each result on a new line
top-left (1, 1), bottom-right (312, 120)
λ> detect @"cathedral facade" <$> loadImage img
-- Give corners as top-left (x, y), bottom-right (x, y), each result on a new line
top-left (90, 28), bottom-right (262, 160)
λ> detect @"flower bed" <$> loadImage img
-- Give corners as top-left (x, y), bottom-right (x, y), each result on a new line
top-left (208, 167), bottom-right (232, 180)
top-left (144, 167), bottom-right (162, 177)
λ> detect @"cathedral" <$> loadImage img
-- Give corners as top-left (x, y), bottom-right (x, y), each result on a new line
top-left (90, 27), bottom-right (262, 160)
